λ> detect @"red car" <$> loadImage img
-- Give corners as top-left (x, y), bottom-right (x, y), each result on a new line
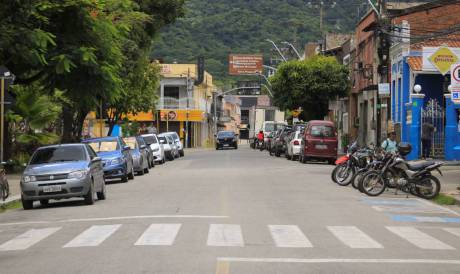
top-left (299, 120), bottom-right (338, 164)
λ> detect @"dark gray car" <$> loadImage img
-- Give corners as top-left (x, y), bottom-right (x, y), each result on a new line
top-left (20, 144), bottom-right (106, 209)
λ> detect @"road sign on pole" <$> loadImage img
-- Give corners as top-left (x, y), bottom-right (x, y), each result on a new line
top-left (450, 63), bottom-right (460, 104)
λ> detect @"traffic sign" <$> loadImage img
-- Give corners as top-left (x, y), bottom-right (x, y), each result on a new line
top-left (451, 63), bottom-right (460, 89)
top-left (452, 91), bottom-right (460, 103)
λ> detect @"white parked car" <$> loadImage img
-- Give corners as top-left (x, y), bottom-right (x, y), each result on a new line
top-left (286, 130), bottom-right (303, 161)
top-left (157, 134), bottom-right (177, 161)
top-left (164, 131), bottom-right (184, 157)
top-left (141, 134), bottom-right (165, 164)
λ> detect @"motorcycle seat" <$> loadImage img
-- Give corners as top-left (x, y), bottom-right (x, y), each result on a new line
top-left (406, 160), bottom-right (436, 171)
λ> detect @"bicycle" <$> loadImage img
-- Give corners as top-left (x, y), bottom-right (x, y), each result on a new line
top-left (0, 162), bottom-right (10, 201)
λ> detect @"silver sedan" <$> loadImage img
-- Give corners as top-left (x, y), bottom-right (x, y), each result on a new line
top-left (20, 144), bottom-right (106, 209)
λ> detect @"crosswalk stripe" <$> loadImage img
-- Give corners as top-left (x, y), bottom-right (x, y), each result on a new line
top-left (63, 225), bottom-right (121, 248)
top-left (207, 224), bottom-right (244, 247)
top-left (269, 225), bottom-right (313, 248)
top-left (387, 226), bottom-right (455, 250)
top-left (0, 227), bottom-right (61, 251)
top-left (444, 228), bottom-right (460, 238)
top-left (134, 224), bottom-right (181, 246)
top-left (328, 226), bottom-right (383, 249)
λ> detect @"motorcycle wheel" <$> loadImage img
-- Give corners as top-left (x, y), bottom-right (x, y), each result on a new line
top-left (334, 164), bottom-right (354, 186)
top-left (351, 169), bottom-right (366, 189)
top-left (360, 171), bottom-right (386, 197)
top-left (416, 175), bottom-right (440, 200)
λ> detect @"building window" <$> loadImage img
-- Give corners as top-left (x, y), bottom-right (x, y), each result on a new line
top-left (265, 110), bottom-right (275, 121)
top-left (397, 78), bottom-right (402, 123)
top-left (164, 86), bottom-right (180, 99)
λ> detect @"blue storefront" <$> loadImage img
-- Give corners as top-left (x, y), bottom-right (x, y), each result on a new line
top-left (390, 45), bottom-right (460, 161)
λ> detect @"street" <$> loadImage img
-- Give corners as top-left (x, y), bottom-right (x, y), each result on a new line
top-left (0, 145), bottom-right (459, 274)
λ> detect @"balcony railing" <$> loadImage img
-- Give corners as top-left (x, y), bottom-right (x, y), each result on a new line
top-left (157, 96), bottom-right (209, 112)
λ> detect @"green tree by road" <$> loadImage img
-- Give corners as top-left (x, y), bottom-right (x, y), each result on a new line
top-left (270, 56), bottom-right (349, 121)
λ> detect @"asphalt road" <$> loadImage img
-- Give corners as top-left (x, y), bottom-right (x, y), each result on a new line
top-left (1, 145), bottom-right (460, 274)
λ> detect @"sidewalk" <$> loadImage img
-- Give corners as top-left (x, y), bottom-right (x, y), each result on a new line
top-left (0, 174), bottom-right (21, 206)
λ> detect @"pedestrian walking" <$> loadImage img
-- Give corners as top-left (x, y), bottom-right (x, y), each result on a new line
top-left (422, 121), bottom-right (434, 159)
top-left (381, 131), bottom-right (398, 153)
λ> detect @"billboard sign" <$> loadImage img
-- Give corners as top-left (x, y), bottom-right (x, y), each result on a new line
top-left (229, 54), bottom-right (263, 75)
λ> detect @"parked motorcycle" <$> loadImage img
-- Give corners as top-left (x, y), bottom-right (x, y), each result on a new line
top-left (359, 143), bottom-right (443, 199)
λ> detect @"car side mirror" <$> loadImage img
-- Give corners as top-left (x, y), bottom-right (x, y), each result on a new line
top-left (92, 156), bottom-right (101, 162)
top-left (140, 144), bottom-right (146, 149)
top-left (123, 145), bottom-right (131, 151)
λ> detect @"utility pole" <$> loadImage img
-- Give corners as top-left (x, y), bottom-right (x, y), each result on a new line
top-left (0, 77), bottom-right (4, 163)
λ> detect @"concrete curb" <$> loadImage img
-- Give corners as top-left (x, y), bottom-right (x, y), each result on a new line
top-left (0, 195), bottom-right (21, 207)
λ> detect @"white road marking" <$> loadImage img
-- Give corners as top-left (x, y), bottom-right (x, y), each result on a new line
top-left (328, 226), bottom-right (383, 249)
top-left (444, 228), bottom-right (460, 238)
top-left (0, 227), bottom-right (61, 251)
top-left (134, 224), bottom-right (181, 246)
top-left (269, 225), bottom-right (312, 248)
top-left (0, 215), bottom-right (228, 227)
top-left (60, 215), bottom-right (228, 223)
top-left (63, 225), bottom-right (121, 248)
top-left (386, 226), bottom-right (455, 250)
top-left (207, 224), bottom-right (244, 247)
top-left (217, 257), bottom-right (460, 264)
top-left (0, 221), bottom-right (51, 227)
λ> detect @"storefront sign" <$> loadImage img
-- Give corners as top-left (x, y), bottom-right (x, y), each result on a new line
top-left (160, 109), bottom-right (205, 122)
top-left (229, 54), bottom-right (263, 75)
top-left (423, 47), bottom-right (459, 75)
top-left (378, 83), bottom-right (390, 97)
top-left (406, 109), bottom-right (412, 125)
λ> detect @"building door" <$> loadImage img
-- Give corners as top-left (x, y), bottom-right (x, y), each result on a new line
top-left (421, 98), bottom-right (445, 158)
top-left (358, 101), bottom-right (368, 146)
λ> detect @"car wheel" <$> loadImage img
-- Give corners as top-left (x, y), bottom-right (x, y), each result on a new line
top-left (144, 165), bottom-right (149, 174)
top-left (128, 165), bottom-right (135, 180)
top-left (84, 181), bottom-right (95, 205)
top-left (22, 196), bottom-right (33, 210)
top-left (97, 180), bottom-right (106, 200)
top-left (137, 168), bottom-right (144, 176)
top-left (179, 149), bottom-right (184, 157)
top-left (39, 199), bottom-right (49, 207)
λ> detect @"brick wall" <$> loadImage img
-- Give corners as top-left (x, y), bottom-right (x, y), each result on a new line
top-left (392, 2), bottom-right (460, 37)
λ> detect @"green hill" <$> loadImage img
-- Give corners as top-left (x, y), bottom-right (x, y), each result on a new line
top-left (151, 0), bottom-right (369, 85)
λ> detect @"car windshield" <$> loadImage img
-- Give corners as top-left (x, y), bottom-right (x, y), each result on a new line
top-left (218, 132), bottom-right (234, 138)
top-left (310, 125), bottom-right (334, 137)
top-left (143, 135), bottom-right (157, 145)
top-left (123, 137), bottom-right (137, 149)
top-left (264, 123), bottom-right (275, 132)
top-left (169, 133), bottom-right (179, 141)
top-left (87, 141), bottom-right (119, 152)
top-left (30, 146), bottom-right (86, 164)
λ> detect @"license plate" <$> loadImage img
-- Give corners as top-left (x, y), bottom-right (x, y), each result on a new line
top-left (43, 185), bottom-right (62, 193)
top-left (315, 144), bottom-right (328, 150)
top-left (223, 144), bottom-right (229, 147)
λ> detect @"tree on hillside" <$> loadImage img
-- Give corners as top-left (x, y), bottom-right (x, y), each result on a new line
top-left (270, 56), bottom-right (349, 121)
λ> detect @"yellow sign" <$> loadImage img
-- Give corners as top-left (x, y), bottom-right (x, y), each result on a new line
top-left (428, 47), bottom-right (459, 75)
top-left (160, 109), bottom-right (205, 122)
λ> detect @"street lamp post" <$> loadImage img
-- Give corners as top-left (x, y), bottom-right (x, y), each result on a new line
top-left (0, 69), bottom-right (14, 163)
top-left (281, 41), bottom-right (302, 60)
top-left (266, 39), bottom-right (287, 62)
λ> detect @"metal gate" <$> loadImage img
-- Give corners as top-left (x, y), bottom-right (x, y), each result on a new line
top-left (421, 99), bottom-right (445, 158)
